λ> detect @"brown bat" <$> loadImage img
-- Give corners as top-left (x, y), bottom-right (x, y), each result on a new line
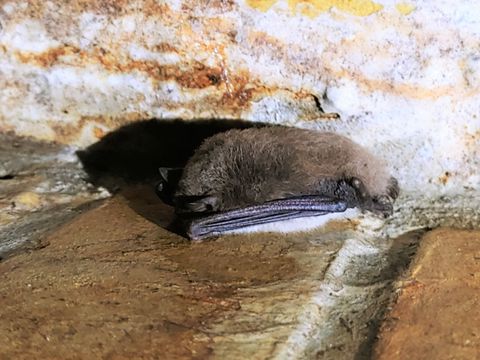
top-left (156, 127), bottom-right (399, 240)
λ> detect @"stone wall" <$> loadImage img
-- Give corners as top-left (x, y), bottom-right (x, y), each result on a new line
top-left (1, 3), bottom-right (479, 357)
top-left (1, 0), bottom-right (479, 198)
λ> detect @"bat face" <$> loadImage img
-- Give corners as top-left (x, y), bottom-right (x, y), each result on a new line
top-left (156, 127), bottom-right (399, 240)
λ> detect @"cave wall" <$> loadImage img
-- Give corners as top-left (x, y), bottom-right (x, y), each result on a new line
top-left (0, 0), bottom-right (479, 196)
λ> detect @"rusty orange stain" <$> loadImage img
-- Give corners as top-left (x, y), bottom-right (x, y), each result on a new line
top-left (69, 0), bottom-right (170, 16)
top-left (152, 43), bottom-right (178, 53)
top-left (14, 45), bottom-right (225, 90)
top-left (438, 171), bottom-right (452, 185)
top-left (221, 86), bottom-right (254, 108)
top-left (12, 42), bottom-right (476, 102)
top-left (93, 126), bottom-right (105, 139)
top-left (326, 65), bottom-right (473, 100)
top-left (15, 46), bottom-right (81, 67)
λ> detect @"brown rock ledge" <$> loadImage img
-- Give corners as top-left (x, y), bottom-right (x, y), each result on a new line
top-left (0, 186), bottom-right (347, 359)
top-left (374, 228), bottom-right (480, 360)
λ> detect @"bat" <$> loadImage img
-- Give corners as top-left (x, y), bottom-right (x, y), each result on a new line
top-left (156, 127), bottom-right (399, 240)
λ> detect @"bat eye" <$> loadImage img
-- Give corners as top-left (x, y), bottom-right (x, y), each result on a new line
top-left (201, 195), bottom-right (219, 212)
top-left (155, 180), bottom-right (175, 206)
top-left (156, 182), bottom-right (164, 193)
top-left (174, 195), bottom-right (219, 214)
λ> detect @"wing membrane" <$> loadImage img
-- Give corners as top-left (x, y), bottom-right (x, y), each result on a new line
top-left (182, 196), bottom-right (347, 240)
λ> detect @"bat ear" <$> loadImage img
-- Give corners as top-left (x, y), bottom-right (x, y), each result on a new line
top-left (159, 167), bottom-right (169, 182)
top-left (159, 167), bottom-right (182, 182)
top-left (175, 195), bottom-right (220, 214)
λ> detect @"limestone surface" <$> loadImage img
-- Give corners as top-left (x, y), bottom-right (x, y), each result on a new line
top-left (0, 0), bottom-right (479, 197)
top-left (0, 133), bottom-right (108, 256)
top-left (0, 186), bottom-right (424, 359)
top-left (374, 228), bottom-right (480, 360)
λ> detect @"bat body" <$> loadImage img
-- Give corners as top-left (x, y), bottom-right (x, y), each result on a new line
top-left (157, 127), bottom-right (399, 240)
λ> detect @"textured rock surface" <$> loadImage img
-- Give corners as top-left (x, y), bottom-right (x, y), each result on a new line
top-left (0, 187), bottom-right (423, 359)
top-left (0, 0), bottom-right (479, 197)
top-left (0, 133), bottom-right (109, 256)
top-left (1, 2), bottom-right (479, 358)
top-left (374, 228), bottom-right (480, 360)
